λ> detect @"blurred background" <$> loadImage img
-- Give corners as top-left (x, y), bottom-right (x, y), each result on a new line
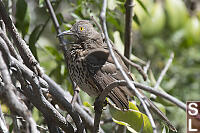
top-left (1, 0), bottom-right (200, 132)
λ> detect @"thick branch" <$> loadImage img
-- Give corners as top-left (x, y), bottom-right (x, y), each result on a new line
top-left (0, 35), bottom-right (75, 132)
top-left (0, 0), bottom-right (42, 76)
top-left (11, 57), bottom-right (74, 133)
top-left (43, 74), bottom-right (105, 133)
top-left (0, 52), bottom-right (39, 133)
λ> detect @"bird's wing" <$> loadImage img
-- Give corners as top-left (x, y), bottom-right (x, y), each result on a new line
top-left (84, 48), bottom-right (176, 131)
top-left (84, 48), bottom-right (132, 109)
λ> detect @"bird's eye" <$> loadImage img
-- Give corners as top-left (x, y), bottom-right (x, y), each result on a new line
top-left (79, 27), bottom-right (84, 31)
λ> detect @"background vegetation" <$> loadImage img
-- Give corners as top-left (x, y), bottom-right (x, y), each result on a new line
top-left (1, 0), bottom-right (200, 132)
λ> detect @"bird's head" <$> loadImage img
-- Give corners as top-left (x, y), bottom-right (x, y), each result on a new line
top-left (58, 20), bottom-right (100, 42)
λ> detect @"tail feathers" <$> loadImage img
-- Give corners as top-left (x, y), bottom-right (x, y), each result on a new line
top-left (108, 87), bottom-right (129, 110)
top-left (107, 87), bottom-right (177, 132)
top-left (145, 98), bottom-right (177, 132)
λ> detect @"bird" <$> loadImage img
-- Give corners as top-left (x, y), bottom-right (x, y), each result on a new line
top-left (58, 20), bottom-right (176, 131)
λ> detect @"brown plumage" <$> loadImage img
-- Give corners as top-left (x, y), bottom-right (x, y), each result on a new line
top-left (58, 20), bottom-right (176, 131)
top-left (61, 20), bottom-right (132, 110)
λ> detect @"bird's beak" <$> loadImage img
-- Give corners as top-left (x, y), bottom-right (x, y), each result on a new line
top-left (57, 30), bottom-right (74, 37)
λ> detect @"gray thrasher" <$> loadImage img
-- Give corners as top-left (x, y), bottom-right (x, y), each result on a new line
top-left (58, 20), bottom-right (176, 131)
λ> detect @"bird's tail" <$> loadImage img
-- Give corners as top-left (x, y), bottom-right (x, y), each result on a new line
top-left (108, 87), bottom-right (129, 110)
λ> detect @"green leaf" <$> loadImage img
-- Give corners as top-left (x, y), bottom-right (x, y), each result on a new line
top-left (16, 0), bottom-right (30, 37)
top-left (107, 0), bottom-right (117, 10)
top-left (133, 14), bottom-right (140, 26)
top-left (45, 46), bottom-right (63, 61)
top-left (28, 25), bottom-right (43, 61)
top-left (136, 0), bottom-right (150, 16)
top-left (165, 0), bottom-right (188, 30)
top-left (162, 126), bottom-right (166, 133)
top-left (129, 101), bottom-right (139, 111)
top-left (109, 102), bottom-right (153, 133)
top-left (112, 118), bottom-right (138, 133)
top-left (141, 2), bottom-right (166, 37)
top-left (16, 0), bottom-right (27, 21)
top-left (39, 0), bottom-right (45, 7)
top-left (9, 123), bottom-right (13, 133)
top-left (56, 13), bottom-right (64, 25)
top-left (113, 31), bottom-right (124, 54)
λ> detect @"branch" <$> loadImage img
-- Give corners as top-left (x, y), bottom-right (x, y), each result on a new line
top-left (71, 85), bottom-right (80, 106)
top-left (134, 81), bottom-right (186, 111)
top-left (154, 53), bottom-right (174, 90)
top-left (116, 50), bottom-right (147, 80)
top-left (43, 75), bottom-right (105, 133)
top-left (99, 0), bottom-right (157, 132)
top-left (143, 61), bottom-right (150, 74)
top-left (0, 0), bottom-right (42, 76)
top-left (43, 75), bottom-right (84, 133)
top-left (124, 0), bottom-right (134, 69)
top-left (11, 57), bottom-right (75, 133)
top-left (44, 0), bottom-right (66, 52)
top-left (0, 104), bottom-right (8, 133)
top-left (99, 80), bottom-right (186, 110)
top-left (0, 26), bottom-right (23, 62)
top-left (0, 35), bottom-right (75, 132)
top-left (0, 52), bottom-right (39, 133)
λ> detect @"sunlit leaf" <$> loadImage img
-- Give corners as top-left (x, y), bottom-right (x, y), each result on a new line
top-left (113, 31), bottom-right (124, 54)
top-left (109, 102), bottom-right (153, 133)
top-left (165, 0), bottom-right (188, 30)
top-left (107, 0), bottom-right (117, 10)
top-left (136, 0), bottom-right (150, 16)
top-left (39, 0), bottom-right (44, 7)
top-left (141, 2), bottom-right (165, 36)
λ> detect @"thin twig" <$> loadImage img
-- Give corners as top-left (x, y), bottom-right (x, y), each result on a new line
top-left (99, 0), bottom-right (157, 132)
top-left (99, 80), bottom-right (186, 110)
top-left (143, 61), bottom-right (150, 74)
top-left (90, 16), bottom-right (104, 39)
top-left (124, 0), bottom-right (134, 69)
top-left (71, 86), bottom-right (80, 106)
top-left (116, 50), bottom-right (147, 80)
top-left (0, 35), bottom-right (75, 132)
top-left (154, 53), bottom-right (174, 90)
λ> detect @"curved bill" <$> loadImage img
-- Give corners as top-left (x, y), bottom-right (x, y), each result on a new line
top-left (57, 30), bottom-right (74, 37)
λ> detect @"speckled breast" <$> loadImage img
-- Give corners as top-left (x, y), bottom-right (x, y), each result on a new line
top-left (66, 46), bottom-right (99, 97)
